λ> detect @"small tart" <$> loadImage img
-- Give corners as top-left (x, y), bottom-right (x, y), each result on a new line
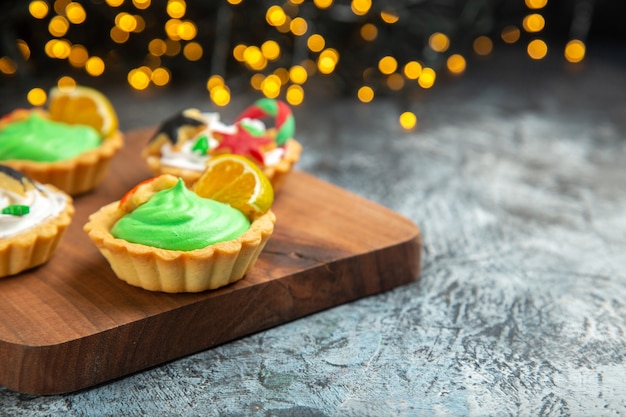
top-left (0, 109), bottom-right (123, 195)
top-left (83, 179), bottom-right (276, 293)
top-left (0, 183), bottom-right (74, 278)
top-left (144, 138), bottom-right (301, 190)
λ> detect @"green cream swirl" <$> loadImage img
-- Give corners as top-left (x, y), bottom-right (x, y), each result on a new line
top-left (111, 179), bottom-right (251, 251)
top-left (0, 113), bottom-right (102, 162)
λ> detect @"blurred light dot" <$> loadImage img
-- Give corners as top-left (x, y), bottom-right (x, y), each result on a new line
top-left (360, 23), bottom-right (377, 41)
top-left (49, 15), bottom-right (69, 37)
top-left (57, 75), bottom-right (76, 90)
top-left (429, 32), bottom-right (450, 52)
top-left (164, 39), bottom-right (181, 56)
top-left (387, 73), bottom-right (404, 91)
top-left (266, 5), bottom-right (286, 26)
top-left (133, 15), bottom-right (145, 32)
top-left (211, 85), bottom-right (231, 106)
top-left (0, 57), bottom-right (17, 75)
top-left (301, 58), bottom-right (317, 76)
top-left (501, 26), bottom-right (520, 43)
top-left (149, 38), bottom-right (167, 56)
top-left (183, 42), bottom-right (203, 61)
top-left (307, 34), bottom-right (325, 52)
top-left (17, 40), bottom-right (31, 60)
top-left (317, 49), bottom-right (338, 74)
top-left (418, 67), bottom-right (436, 88)
top-left (152, 67), bottom-right (171, 86)
top-left (51, 39), bottom-right (71, 59)
top-left (206, 74), bottom-right (224, 91)
top-left (29, 1), bottom-right (49, 19)
top-left (403, 61), bottom-right (422, 79)
top-left (286, 84), bottom-right (304, 106)
top-left (177, 20), bottom-right (197, 40)
top-left (54, 0), bottom-right (71, 15)
top-left (274, 67), bottom-right (290, 85)
top-left (473, 35), bottom-right (493, 56)
top-left (227, 0), bottom-right (242, 4)
top-left (128, 68), bottom-right (150, 89)
top-left (133, 0), bottom-right (151, 9)
top-left (527, 39), bottom-right (548, 59)
top-left (243, 45), bottom-right (267, 70)
top-left (117, 12), bottom-right (137, 32)
top-left (290, 0), bottom-right (304, 4)
top-left (105, 0), bottom-right (124, 6)
top-left (565, 39), bottom-right (585, 63)
top-left (167, 0), bottom-right (186, 18)
top-left (233, 44), bottom-right (246, 61)
top-left (378, 56), bottom-right (397, 75)
top-left (357, 86), bottom-right (374, 103)
top-left (446, 54), bottom-right (466, 74)
top-left (380, 9), bottom-right (399, 24)
top-left (85, 56), bottom-right (105, 76)
top-left (261, 40), bottom-right (281, 61)
top-left (250, 73), bottom-right (264, 90)
top-left (68, 44), bottom-right (88, 67)
top-left (165, 18), bottom-right (181, 40)
top-left (289, 65), bottom-right (308, 84)
top-left (290, 17), bottom-right (308, 36)
top-left (261, 74), bottom-right (282, 98)
top-left (351, 0), bottom-right (371, 16)
top-left (110, 26), bottom-right (130, 43)
top-left (525, 0), bottom-right (547, 9)
top-left (399, 112), bottom-right (417, 130)
top-left (65, 2), bottom-right (86, 24)
top-left (313, 0), bottom-right (332, 9)
top-left (523, 13), bottom-right (545, 33)
top-left (27, 88), bottom-right (47, 107)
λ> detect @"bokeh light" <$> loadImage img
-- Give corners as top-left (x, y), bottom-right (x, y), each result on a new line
top-left (378, 56), bottom-right (397, 75)
top-left (357, 86), bottom-right (374, 103)
top-left (399, 112), bottom-right (417, 130)
top-left (523, 14), bottom-right (545, 33)
top-left (307, 34), bottom-right (325, 52)
top-left (286, 84), bottom-right (304, 106)
top-left (29, 1), bottom-right (49, 19)
top-left (446, 54), bottom-right (466, 75)
top-left (473, 36), bottom-right (493, 56)
top-left (360, 23), bottom-right (378, 41)
top-left (501, 26), bottom-right (521, 43)
top-left (49, 15), bottom-right (69, 37)
top-left (565, 39), bottom-right (585, 63)
top-left (418, 67), bottom-right (436, 88)
top-left (429, 33), bottom-right (450, 52)
top-left (527, 39), bottom-right (548, 59)
top-left (403, 61), bottom-right (423, 79)
top-left (380, 9), bottom-right (399, 24)
top-left (66, 2), bottom-right (86, 24)
top-left (289, 65), bottom-right (308, 84)
top-left (85, 56), bottom-right (105, 76)
top-left (351, 0), bottom-right (371, 16)
top-left (27, 88), bottom-right (47, 107)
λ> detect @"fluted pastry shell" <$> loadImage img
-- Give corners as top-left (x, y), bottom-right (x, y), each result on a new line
top-left (0, 185), bottom-right (74, 277)
top-left (143, 138), bottom-right (302, 191)
top-left (84, 202), bottom-right (276, 293)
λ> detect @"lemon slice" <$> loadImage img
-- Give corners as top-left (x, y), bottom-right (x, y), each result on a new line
top-left (48, 85), bottom-right (119, 137)
top-left (194, 154), bottom-right (274, 218)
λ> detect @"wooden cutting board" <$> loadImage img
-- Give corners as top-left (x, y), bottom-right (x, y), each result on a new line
top-left (0, 127), bottom-right (422, 395)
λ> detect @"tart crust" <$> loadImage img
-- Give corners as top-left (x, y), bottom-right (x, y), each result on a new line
top-left (143, 138), bottom-right (302, 191)
top-left (0, 185), bottom-right (74, 278)
top-left (84, 203), bottom-right (276, 293)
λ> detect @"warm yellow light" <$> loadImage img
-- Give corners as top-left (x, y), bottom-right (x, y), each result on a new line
top-left (183, 42), bottom-right (203, 61)
top-left (527, 39), bottom-right (547, 59)
top-left (380, 9), bottom-right (399, 24)
top-left (53, 0), bottom-right (71, 15)
top-left (261, 74), bottom-right (281, 98)
top-left (117, 13), bottom-right (138, 32)
top-left (274, 67), bottom-right (290, 85)
top-left (290, 0), bottom-right (304, 4)
top-left (164, 39), bottom-right (181, 56)
top-left (211, 85), bottom-right (231, 107)
top-left (261, 40), bottom-right (281, 61)
top-left (233, 44), bottom-right (246, 61)
top-left (289, 65), bottom-right (308, 84)
top-left (387, 73), bottom-right (404, 91)
top-left (110, 26), bottom-right (130, 43)
top-left (167, 0), bottom-right (186, 18)
top-left (446, 54), bottom-right (466, 74)
top-left (357, 86), bottom-right (374, 103)
top-left (564, 39), bottom-right (585, 63)
top-left (133, 15), bottom-right (145, 32)
top-left (68, 44), bottom-right (88, 67)
top-left (85, 56), bottom-right (105, 76)
top-left (403, 61), bottom-right (422, 79)
top-left (317, 49), bottom-right (338, 74)
top-left (27, 88), bottom-right (47, 107)
top-left (148, 38), bottom-right (167, 56)
top-left (128, 68), bottom-right (150, 89)
top-left (290, 17), bottom-right (308, 36)
top-left (177, 20), bottom-right (197, 40)
top-left (105, 0), bottom-right (124, 6)
top-left (206, 74), bottom-right (224, 91)
top-left (351, 0), bottom-right (371, 16)
top-left (378, 56), bottom-right (397, 75)
top-left (360, 23), bottom-right (377, 41)
top-left (307, 34), bottom-right (325, 52)
top-left (286, 84), bottom-right (304, 106)
top-left (399, 112), bottom-right (417, 130)
top-left (501, 26), bottom-right (520, 43)
top-left (29, 1), bottom-right (49, 19)
top-left (133, 0), bottom-right (151, 9)
top-left (17, 40), bottom-right (31, 60)
top-left (227, 0), bottom-right (242, 4)
top-left (313, 0), bottom-right (332, 9)
top-left (525, 0), bottom-right (547, 9)
top-left (165, 18), bottom-right (182, 40)
top-left (0, 57), bottom-right (17, 75)
top-left (57, 75), bottom-right (76, 90)
top-left (250, 73), bottom-right (264, 90)
top-left (523, 13), bottom-right (545, 33)
top-left (429, 32), bottom-right (450, 52)
top-left (152, 67), bottom-right (171, 86)
top-left (49, 15), bottom-right (69, 37)
top-left (65, 2), bottom-right (86, 24)
top-left (51, 39), bottom-right (71, 59)
top-left (266, 5), bottom-right (287, 26)
top-left (243, 45), bottom-right (267, 70)
top-left (473, 35), bottom-right (493, 56)
top-left (418, 67), bottom-right (436, 88)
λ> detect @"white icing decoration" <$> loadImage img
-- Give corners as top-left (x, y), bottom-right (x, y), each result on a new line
top-left (0, 185), bottom-right (66, 239)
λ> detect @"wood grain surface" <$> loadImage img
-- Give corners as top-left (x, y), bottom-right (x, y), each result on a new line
top-left (0, 127), bottom-right (422, 395)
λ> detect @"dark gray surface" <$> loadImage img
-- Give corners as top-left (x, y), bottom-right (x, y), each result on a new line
top-left (1, 44), bottom-right (625, 416)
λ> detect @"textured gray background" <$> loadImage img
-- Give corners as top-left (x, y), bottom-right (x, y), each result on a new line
top-left (1, 43), bottom-right (625, 416)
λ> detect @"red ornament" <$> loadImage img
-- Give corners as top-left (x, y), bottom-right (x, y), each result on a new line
top-left (213, 123), bottom-right (273, 165)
